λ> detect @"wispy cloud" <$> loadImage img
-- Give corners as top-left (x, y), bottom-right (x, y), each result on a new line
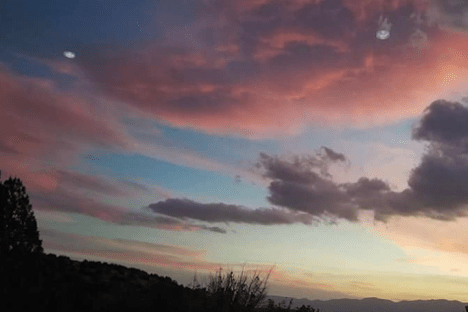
top-left (54, 169), bottom-right (150, 197)
top-left (40, 228), bottom-right (217, 271)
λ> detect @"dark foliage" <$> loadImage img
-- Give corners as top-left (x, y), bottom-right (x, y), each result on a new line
top-left (0, 170), bottom-right (43, 257)
top-left (1, 253), bottom-right (189, 312)
top-left (187, 265), bottom-right (274, 312)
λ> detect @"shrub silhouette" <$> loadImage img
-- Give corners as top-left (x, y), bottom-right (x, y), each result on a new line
top-left (188, 264), bottom-right (275, 312)
top-left (0, 170), bottom-right (43, 257)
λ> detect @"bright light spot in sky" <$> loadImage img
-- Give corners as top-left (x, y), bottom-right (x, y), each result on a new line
top-left (63, 51), bottom-right (75, 59)
top-left (377, 15), bottom-right (392, 40)
top-left (376, 30), bottom-right (390, 40)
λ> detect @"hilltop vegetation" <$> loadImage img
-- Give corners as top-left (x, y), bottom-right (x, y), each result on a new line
top-left (1, 252), bottom-right (319, 312)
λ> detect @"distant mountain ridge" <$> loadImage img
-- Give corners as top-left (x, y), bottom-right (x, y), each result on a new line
top-left (263, 295), bottom-right (468, 312)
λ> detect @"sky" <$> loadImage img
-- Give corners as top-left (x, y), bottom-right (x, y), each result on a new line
top-left (2, 0), bottom-right (468, 303)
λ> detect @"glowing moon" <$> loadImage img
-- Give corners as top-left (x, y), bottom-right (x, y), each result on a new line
top-left (63, 51), bottom-right (75, 59)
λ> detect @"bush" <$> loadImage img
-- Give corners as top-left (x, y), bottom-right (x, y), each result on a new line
top-left (187, 264), bottom-right (275, 312)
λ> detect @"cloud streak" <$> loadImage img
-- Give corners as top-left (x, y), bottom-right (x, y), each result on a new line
top-left (148, 198), bottom-right (317, 226)
top-left (54, 169), bottom-right (150, 197)
top-left (40, 228), bottom-right (217, 271)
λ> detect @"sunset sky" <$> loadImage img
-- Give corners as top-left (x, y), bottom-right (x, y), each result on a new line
top-left (2, 0), bottom-right (468, 302)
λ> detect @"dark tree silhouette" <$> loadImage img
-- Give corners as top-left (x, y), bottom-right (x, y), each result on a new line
top-left (0, 170), bottom-right (43, 257)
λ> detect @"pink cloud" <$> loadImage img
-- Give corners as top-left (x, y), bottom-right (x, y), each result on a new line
top-left (40, 228), bottom-right (218, 271)
top-left (70, 0), bottom-right (468, 140)
top-left (0, 68), bottom-right (136, 180)
top-left (41, 228), bottom-right (275, 277)
top-left (0, 64), bottom-right (270, 233)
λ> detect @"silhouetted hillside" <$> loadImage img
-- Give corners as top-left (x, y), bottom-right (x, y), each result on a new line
top-left (1, 252), bottom-right (315, 312)
top-left (2, 252), bottom-right (467, 312)
top-left (1, 252), bottom-right (212, 312)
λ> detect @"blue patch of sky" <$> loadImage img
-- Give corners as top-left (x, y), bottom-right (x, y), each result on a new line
top-left (0, 0), bottom-right (166, 60)
top-left (282, 117), bottom-right (420, 155)
top-left (121, 116), bottom-right (283, 166)
top-left (0, 50), bottom-right (77, 89)
top-left (336, 117), bottom-right (419, 145)
top-left (80, 152), bottom-right (272, 208)
top-left (278, 127), bottom-right (342, 155)
top-left (157, 125), bottom-right (283, 165)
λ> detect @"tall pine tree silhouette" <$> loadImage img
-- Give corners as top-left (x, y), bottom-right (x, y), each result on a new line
top-left (0, 170), bottom-right (43, 257)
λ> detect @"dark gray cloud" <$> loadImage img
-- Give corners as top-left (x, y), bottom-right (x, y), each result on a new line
top-left (257, 146), bottom-right (348, 181)
top-left (261, 102), bottom-right (468, 223)
top-left (260, 151), bottom-right (367, 223)
top-left (201, 225), bottom-right (227, 234)
top-left (111, 210), bottom-right (228, 234)
top-left (144, 100), bottom-right (468, 225)
top-left (322, 146), bottom-right (346, 162)
top-left (360, 100), bottom-right (468, 222)
top-left (412, 100), bottom-right (468, 146)
top-left (402, 100), bottom-right (468, 218)
top-left (147, 198), bottom-right (317, 226)
top-left (266, 178), bottom-right (358, 222)
top-left (431, 0), bottom-right (468, 31)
